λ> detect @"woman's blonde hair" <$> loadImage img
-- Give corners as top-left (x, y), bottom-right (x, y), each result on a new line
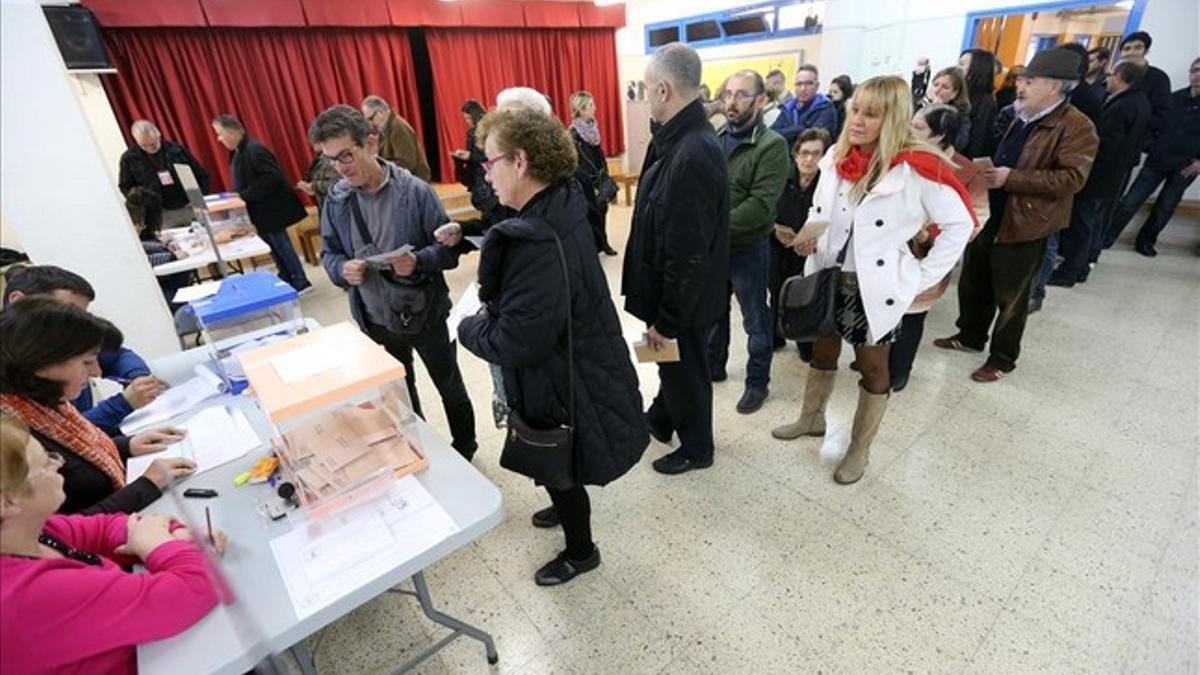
top-left (476, 107), bottom-right (578, 185)
top-left (0, 415), bottom-right (34, 497)
top-left (569, 91), bottom-right (594, 118)
top-left (833, 75), bottom-right (948, 202)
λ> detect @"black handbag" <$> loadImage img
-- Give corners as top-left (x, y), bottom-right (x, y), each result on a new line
top-left (499, 220), bottom-right (576, 490)
top-left (576, 143), bottom-right (618, 204)
top-left (778, 232), bottom-right (852, 342)
top-left (349, 194), bottom-right (435, 337)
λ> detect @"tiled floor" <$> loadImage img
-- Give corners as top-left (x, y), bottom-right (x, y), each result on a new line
top-left (288, 202), bottom-right (1198, 674)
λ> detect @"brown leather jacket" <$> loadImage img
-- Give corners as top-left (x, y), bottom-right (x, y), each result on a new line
top-left (996, 101), bottom-right (1097, 243)
top-left (378, 112), bottom-right (432, 182)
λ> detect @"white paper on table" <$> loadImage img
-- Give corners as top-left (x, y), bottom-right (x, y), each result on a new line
top-left (364, 244), bottom-right (414, 265)
top-left (173, 279), bottom-right (224, 304)
top-left (119, 366), bottom-right (225, 435)
top-left (445, 282), bottom-right (482, 342)
top-left (269, 477), bottom-right (460, 620)
top-left (268, 342), bottom-right (345, 384)
top-left (464, 236), bottom-right (485, 248)
top-left (126, 405), bottom-right (261, 480)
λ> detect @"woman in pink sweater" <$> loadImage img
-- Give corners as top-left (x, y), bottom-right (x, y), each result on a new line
top-left (0, 414), bottom-right (223, 675)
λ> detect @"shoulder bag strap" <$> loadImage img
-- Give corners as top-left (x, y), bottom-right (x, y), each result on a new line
top-left (348, 192), bottom-right (372, 246)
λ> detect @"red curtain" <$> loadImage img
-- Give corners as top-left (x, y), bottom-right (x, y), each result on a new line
top-left (101, 28), bottom-right (422, 195)
top-left (425, 28), bottom-right (622, 182)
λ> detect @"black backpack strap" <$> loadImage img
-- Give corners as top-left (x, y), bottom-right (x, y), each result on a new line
top-left (348, 192), bottom-right (372, 246)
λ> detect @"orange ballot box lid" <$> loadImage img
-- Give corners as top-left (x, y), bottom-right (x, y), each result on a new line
top-left (238, 321), bottom-right (405, 423)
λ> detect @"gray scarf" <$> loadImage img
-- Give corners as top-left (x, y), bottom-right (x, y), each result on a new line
top-left (571, 117), bottom-right (601, 146)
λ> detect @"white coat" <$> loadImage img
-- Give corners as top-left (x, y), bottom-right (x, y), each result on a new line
top-left (804, 149), bottom-right (974, 343)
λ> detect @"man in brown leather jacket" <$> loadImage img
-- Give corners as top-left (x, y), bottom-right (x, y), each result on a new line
top-left (361, 95), bottom-right (432, 182)
top-left (935, 48), bottom-right (1098, 383)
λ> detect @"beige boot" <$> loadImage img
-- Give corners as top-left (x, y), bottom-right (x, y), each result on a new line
top-left (834, 386), bottom-right (889, 485)
top-left (772, 368), bottom-right (837, 440)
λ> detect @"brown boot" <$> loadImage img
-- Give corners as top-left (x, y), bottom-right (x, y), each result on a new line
top-left (771, 368), bottom-right (837, 440)
top-left (834, 386), bottom-right (889, 485)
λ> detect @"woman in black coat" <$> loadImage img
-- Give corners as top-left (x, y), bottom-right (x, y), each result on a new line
top-left (959, 49), bottom-right (999, 159)
top-left (568, 91), bottom-right (618, 256)
top-left (458, 108), bottom-right (648, 586)
top-left (452, 99), bottom-right (487, 193)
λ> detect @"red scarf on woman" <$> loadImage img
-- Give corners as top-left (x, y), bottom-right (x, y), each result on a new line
top-left (836, 145), bottom-right (980, 230)
top-left (0, 394), bottom-right (125, 489)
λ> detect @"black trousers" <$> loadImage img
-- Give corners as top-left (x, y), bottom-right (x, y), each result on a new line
top-left (1056, 193), bottom-right (1106, 281)
top-left (587, 205), bottom-right (611, 251)
top-left (888, 312), bottom-right (927, 390)
top-left (366, 318), bottom-right (478, 460)
top-left (954, 217), bottom-right (1047, 373)
top-left (646, 322), bottom-right (714, 462)
top-left (546, 484), bottom-right (593, 560)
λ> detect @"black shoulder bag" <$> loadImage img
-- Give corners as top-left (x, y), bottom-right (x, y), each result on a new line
top-left (349, 193), bottom-right (434, 337)
top-left (499, 221), bottom-right (576, 490)
top-left (576, 142), bottom-right (619, 205)
top-left (778, 230), bottom-right (852, 342)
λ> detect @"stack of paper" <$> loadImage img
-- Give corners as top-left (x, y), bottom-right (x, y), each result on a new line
top-left (119, 366), bottom-right (225, 434)
top-left (445, 281), bottom-right (482, 342)
top-left (126, 405), bottom-right (261, 480)
top-left (269, 477), bottom-right (460, 619)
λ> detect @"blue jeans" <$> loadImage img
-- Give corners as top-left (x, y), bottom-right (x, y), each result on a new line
top-left (707, 238), bottom-right (773, 389)
top-left (1106, 163), bottom-right (1199, 249)
top-left (1032, 232), bottom-right (1058, 303)
top-left (259, 228), bottom-right (310, 290)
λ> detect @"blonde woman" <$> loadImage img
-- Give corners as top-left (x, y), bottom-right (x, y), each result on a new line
top-left (771, 76), bottom-right (976, 484)
top-left (568, 91), bottom-right (618, 255)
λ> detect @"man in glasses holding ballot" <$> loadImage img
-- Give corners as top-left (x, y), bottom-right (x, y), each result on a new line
top-left (310, 104), bottom-right (478, 462)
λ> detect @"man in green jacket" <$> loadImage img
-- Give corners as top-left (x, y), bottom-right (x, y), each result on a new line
top-left (707, 69), bottom-right (790, 414)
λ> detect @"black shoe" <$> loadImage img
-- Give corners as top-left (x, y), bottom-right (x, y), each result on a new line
top-left (891, 375), bottom-right (909, 393)
top-left (849, 360), bottom-right (860, 372)
top-left (534, 547), bottom-right (601, 586)
top-left (1135, 244), bottom-right (1158, 258)
top-left (601, 245), bottom-right (618, 256)
top-left (645, 414), bottom-right (673, 444)
top-left (1047, 273), bottom-right (1075, 288)
top-left (1029, 298), bottom-right (1043, 313)
top-left (711, 367), bottom-right (727, 383)
top-left (531, 505), bottom-right (560, 529)
top-left (1077, 269), bottom-right (1090, 283)
top-left (652, 450), bottom-right (713, 475)
top-left (797, 343), bottom-right (812, 363)
top-left (736, 386), bottom-right (768, 414)
top-left (294, 282), bottom-right (314, 296)
top-left (772, 336), bottom-right (786, 351)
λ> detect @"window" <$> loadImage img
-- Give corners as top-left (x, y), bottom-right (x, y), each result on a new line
top-left (644, 0), bottom-right (824, 54)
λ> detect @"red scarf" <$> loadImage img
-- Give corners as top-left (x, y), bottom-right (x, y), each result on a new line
top-left (836, 146), bottom-right (981, 231)
top-left (0, 394), bottom-right (125, 490)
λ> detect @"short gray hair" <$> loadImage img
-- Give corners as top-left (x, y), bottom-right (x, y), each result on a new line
top-left (130, 119), bottom-right (159, 138)
top-left (649, 42), bottom-right (701, 95)
top-left (309, 104), bottom-right (372, 146)
top-left (496, 87), bottom-right (552, 115)
top-left (361, 95), bottom-right (390, 113)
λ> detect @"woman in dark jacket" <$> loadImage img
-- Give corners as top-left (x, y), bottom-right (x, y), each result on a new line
top-left (828, 75), bottom-right (854, 138)
top-left (452, 99), bottom-right (487, 193)
top-left (0, 299), bottom-right (195, 514)
top-left (959, 48), bottom-right (999, 158)
top-left (459, 108), bottom-right (648, 586)
top-left (568, 91), bottom-right (618, 256)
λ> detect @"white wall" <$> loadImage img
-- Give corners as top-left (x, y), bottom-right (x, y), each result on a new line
top-left (1, 0), bottom-right (179, 357)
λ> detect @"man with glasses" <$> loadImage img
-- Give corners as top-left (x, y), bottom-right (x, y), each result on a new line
top-left (771, 63), bottom-right (838, 143)
top-left (707, 70), bottom-right (789, 414)
top-left (310, 105), bottom-right (477, 461)
top-left (361, 95), bottom-right (432, 182)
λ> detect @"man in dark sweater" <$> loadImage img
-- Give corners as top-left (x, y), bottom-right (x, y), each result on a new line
top-left (118, 120), bottom-right (210, 228)
top-left (707, 70), bottom-right (789, 414)
top-left (1105, 57), bottom-right (1200, 256)
top-left (623, 43), bottom-right (730, 475)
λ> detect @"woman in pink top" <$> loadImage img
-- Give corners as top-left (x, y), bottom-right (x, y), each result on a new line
top-left (0, 415), bottom-right (224, 675)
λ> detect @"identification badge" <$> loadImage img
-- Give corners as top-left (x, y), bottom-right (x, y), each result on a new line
top-left (158, 170), bottom-right (174, 186)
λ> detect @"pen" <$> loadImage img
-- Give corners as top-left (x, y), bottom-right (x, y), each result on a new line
top-left (205, 506), bottom-right (214, 546)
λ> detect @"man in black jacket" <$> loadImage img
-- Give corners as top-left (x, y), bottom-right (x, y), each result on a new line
top-left (1051, 61), bottom-right (1151, 285)
top-left (1117, 31), bottom-right (1172, 146)
top-left (212, 114), bottom-right (311, 293)
top-left (622, 42), bottom-right (730, 476)
top-left (118, 120), bottom-right (210, 228)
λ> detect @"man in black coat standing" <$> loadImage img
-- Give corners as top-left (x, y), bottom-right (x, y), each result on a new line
top-left (211, 114), bottom-right (311, 293)
top-left (622, 42), bottom-right (730, 476)
top-left (1051, 61), bottom-right (1151, 285)
top-left (1118, 32), bottom-right (1172, 146)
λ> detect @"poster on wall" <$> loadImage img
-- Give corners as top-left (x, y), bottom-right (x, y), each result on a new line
top-left (700, 51), bottom-right (803, 94)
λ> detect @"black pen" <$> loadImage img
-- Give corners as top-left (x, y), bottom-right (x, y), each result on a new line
top-left (204, 506), bottom-right (214, 546)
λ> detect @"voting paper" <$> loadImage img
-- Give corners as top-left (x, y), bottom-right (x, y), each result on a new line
top-left (120, 366), bottom-right (225, 435)
top-left (126, 405), bottom-right (261, 480)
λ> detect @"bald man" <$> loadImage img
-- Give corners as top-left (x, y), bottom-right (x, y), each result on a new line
top-left (118, 120), bottom-right (210, 228)
top-left (622, 42), bottom-right (730, 476)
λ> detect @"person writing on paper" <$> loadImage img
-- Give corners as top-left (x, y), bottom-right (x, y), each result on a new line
top-left (3, 265), bottom-right (169, 434)
top-left (458, 108), bottom-right (647, 586)
top-left (124, 187), bottom-right (194, 311)
top-left (0, 415), bottom-right (223, 675)
top-left (311, 105), bottom-right (478, 461)
top-left (770, 76), bottom-right (975, 485)
top-left (0, 300), bottom-right (195, 514)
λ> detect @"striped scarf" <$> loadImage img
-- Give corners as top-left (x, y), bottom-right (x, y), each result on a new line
top-left (0, 394), bottom-right (125, 489)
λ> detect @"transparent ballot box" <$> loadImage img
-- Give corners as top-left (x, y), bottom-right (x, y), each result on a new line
top-left (190, 272), bottom-right (306, 393)
top-left (238, 322), bottom-right (427, 518)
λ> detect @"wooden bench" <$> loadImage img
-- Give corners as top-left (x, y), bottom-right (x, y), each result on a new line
top-left (612, 173), bottom-right (639, 206)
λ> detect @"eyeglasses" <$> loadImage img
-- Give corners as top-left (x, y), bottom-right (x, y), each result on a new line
top-left (323, 149), bottom-right (357, 166)
top-left (720, 90), bottom-right (756, 102)
top-left (796, 149), bottom-right (824, 158)
top-left (482, 154), bottom-right (509, 174)
top-left (794, 80), bottom-right (818, 88)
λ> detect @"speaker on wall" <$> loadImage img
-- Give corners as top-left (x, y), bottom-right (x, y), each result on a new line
top-left (41, 5), bottom-right (113, 71)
